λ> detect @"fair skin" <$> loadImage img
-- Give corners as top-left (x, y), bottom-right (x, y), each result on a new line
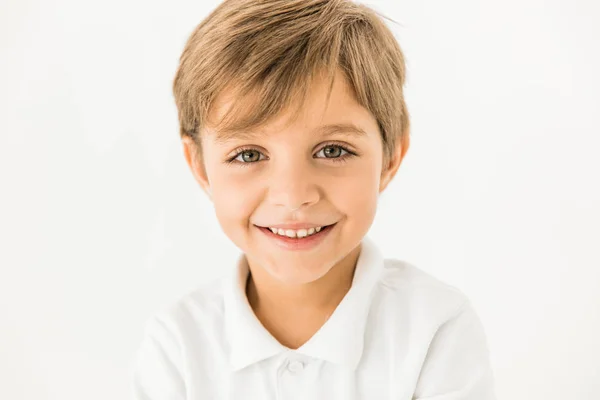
top-left (182, 68), bottom-right (409, 349)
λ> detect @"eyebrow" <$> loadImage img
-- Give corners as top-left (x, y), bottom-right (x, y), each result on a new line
top-left (213, 123), bottom-right (368, 144)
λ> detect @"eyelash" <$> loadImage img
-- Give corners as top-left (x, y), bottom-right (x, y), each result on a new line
top-left (226, 143), bottom-right (357, 167)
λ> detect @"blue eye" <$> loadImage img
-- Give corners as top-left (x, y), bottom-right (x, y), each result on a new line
top-left (231, 149), bottom-right (265, 164)
top-left (315, 144), bottom-right (350, 160)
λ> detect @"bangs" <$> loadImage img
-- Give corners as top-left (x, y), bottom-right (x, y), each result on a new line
top-left (206, 67), bottom-right (340, 143)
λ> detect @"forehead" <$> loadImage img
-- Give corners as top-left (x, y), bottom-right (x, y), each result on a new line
top-left (204, 68), bottom-right (378, 144)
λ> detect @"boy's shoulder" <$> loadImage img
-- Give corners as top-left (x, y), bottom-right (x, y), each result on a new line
top-left (378, 257), bottom-right (472, 322)
top-left (381, 257), bottom-right (466, 294)
top-left (145, 275), bottom-right (229, 334)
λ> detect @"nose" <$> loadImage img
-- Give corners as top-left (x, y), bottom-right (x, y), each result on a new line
top-left (267, 157), bottom-right (320, 211)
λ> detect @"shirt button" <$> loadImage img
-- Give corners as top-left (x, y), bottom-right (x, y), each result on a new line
top-left (287, 360), bottom-right (304, 373)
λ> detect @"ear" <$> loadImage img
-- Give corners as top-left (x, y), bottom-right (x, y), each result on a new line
top-left (182, 136), bottom-right (212, 201)
top-left (379, 131), bottom-right (410, 193)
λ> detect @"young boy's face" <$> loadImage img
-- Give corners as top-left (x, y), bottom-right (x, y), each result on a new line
top-left (183, 68), bottom-right (406, 285)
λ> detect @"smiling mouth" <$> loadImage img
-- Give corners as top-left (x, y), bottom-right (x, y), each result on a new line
top-left (254, 223), bottom-right (337, 238)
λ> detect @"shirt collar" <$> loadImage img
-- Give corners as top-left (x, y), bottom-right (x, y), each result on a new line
top-left (223, 235), bottom-right (384, 372)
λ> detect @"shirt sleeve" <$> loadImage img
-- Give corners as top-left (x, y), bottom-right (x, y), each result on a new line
top-left (413, 300), bottom-right (497, 400)
top-left (130, 315), bottom-right (187, 400)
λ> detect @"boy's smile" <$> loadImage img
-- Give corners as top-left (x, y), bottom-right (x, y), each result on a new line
top-left (254, 221), bottom-right (338, 251)
top-left (182, 67), bottom-right (407, 290)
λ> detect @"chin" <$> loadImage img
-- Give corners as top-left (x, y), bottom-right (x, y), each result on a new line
top-left (269, 263), bottom-right (332, 285)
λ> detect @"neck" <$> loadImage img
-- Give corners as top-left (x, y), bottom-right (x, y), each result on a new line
top-left (246, 244), bottom-right (362, 316)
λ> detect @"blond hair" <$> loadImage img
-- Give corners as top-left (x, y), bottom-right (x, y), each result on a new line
top-left (172, 0), bottom-right (410, 167)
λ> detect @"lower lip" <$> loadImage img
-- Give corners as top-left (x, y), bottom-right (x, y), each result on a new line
top-left (255, 224), bottom-right (336, 251)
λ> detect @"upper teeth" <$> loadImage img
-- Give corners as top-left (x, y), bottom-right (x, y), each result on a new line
top-left (269, 226), bottom-right (323, 238)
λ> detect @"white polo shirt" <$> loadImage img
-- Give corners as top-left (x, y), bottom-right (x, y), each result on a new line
top-left (131, 235), bottom-right (497, 399)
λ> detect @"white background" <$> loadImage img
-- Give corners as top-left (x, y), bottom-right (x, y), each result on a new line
top-left (1, 0), bottom-right (599, 399)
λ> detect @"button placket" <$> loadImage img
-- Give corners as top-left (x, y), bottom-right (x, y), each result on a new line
top-left (276, 354), bottom-right (311, 400)
top-left (287, 359), bottom-right (304, 374)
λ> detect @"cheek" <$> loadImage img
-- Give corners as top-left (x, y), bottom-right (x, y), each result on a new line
top-left (329, 163), bottom-right (380, 221)
top-left (210, 172), bottom-right (258, 227)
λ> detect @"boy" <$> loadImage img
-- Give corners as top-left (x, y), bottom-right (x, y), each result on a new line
top-left (131, 0), bottom-right (497, 399)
